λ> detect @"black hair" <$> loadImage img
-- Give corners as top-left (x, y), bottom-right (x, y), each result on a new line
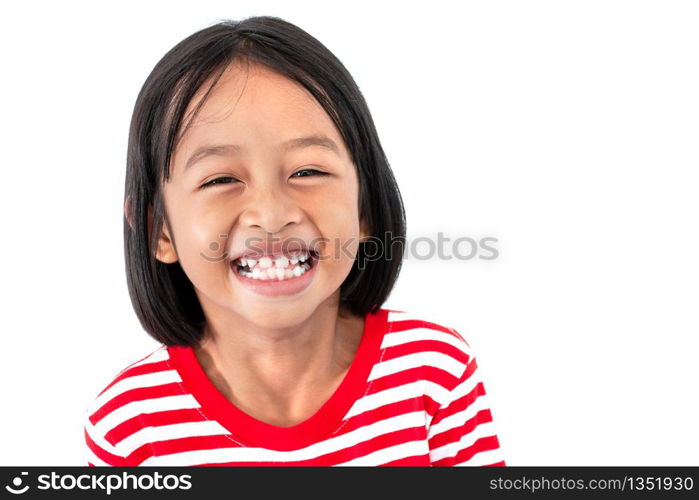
top-left (124, 15), bottom-right (406, 346)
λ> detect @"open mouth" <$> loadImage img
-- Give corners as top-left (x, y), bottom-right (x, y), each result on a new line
top-left (231, 249), bottom-right (319, 281)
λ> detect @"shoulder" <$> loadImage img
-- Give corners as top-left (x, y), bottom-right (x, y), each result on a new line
top-left (382, 308), bottom-right (473, 357)
top-left (375, 308), bottom-right (476, 387)
top-left (83, 345), bottom-right (183, 465)
top-left (89, 345), bottom-right (175, 406)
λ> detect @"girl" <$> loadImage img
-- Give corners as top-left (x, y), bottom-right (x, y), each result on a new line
top-left (84, 15), bottom-right (505, 466)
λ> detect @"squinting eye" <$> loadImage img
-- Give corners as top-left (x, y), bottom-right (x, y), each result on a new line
top-left (201, 177), bottom-right (239, 188)
top-left (292, 169), bottom-right (328, 178)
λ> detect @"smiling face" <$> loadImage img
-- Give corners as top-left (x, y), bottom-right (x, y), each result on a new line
top-left (150, 60), bottom-right (368, 334)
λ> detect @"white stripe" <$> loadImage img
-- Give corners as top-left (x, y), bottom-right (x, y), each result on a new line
top-left (427, 358), bottom-right (482, 417)
top-left (344, 380), bottom-right (451, 419)
top-left (382, 327), bottom-right (471, 353)
top-left (140, 411), bottom-right (426, 465)
top-left (335, 440), bottom-right (429, 466)
top-left (446, 361), bottom-right (482, 402)
top-left (454, 447), bottom-right (505, 466)
top-left (94, 394), bottom-right (202, 438)
top-left (85, 445), bottom-right (109, 466)
top-left (89, 370), bottom-right (182, 416)
top-left (84, 418), bottom-right (124, 458)
top-left (117, 420), bottom-right (230, 456)
top-left (427, 391), bottom-right (491, 440)
top-left (368, 352), bottom-right (466, 381)
top-left (429, 420), bottom-right (498, 462)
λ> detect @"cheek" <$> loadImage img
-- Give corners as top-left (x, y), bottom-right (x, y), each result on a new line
top-left (316, 211), bottom-right (362, 265)
top-left (169, 207), bottom-right (232, 277)
top-left (318, 178), bottom-right (361, 224)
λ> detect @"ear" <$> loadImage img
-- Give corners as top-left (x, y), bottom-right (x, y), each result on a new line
top-left (151, 205), bottom-right (179, 264)
top-left (124, 195), bottom-right (135, 230)
top-left (125, 196), bottom-right (178, 263)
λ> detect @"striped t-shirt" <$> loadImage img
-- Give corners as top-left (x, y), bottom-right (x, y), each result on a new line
top-left (84, 308), bottom-right (506, 466)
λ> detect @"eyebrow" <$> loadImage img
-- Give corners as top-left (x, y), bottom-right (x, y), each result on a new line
top-left (184, 135), bottom-right (341, 171)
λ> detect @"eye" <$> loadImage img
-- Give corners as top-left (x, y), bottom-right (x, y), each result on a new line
top-left (291, 168), bottom-right (328, 178)
top-left (201, 176), bottom-right (239, 188)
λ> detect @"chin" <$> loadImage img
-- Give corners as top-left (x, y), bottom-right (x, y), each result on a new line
top-left (240, 300), bottom-right (319, 329)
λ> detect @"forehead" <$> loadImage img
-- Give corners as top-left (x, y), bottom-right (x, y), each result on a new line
top-left (174, 61), bottom-right (346, 162)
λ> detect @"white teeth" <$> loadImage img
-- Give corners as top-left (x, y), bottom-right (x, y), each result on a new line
top-left (239, 262), bottom-right (311, 281)
top-left (236, 250), bottom-right (314, 281)
top-left (239, 253), bottom-right (311, 268)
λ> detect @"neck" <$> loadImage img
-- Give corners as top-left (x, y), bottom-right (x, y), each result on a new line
top-left (193, 300), bottom-right (364, 427)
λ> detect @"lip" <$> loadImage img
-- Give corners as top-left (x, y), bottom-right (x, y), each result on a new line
top-left (230, 253), bottom-right (318, 298)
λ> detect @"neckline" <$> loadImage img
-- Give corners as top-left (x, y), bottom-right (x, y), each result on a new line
top-left (167, 307), bottom-right (387, 450)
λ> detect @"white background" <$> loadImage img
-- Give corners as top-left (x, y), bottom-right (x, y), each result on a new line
top-left (1, 0), bottom-right (697, 466)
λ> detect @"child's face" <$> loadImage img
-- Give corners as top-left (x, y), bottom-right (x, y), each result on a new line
top-left (154, 61), bottom-right (368, 332)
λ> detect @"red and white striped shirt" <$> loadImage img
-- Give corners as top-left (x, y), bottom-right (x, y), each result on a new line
top-left (84, 308), bottom-right (506, 466)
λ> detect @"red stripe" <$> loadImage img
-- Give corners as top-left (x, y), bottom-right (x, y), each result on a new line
top-left (388, 319), bottom-right (464, 340)
top-left (287, 428), bottom-right (426, 466)
top-left (106, 408), bottom-right (207, 444)
top-left (96, 348), bottom-right (166, 397)
top-left (429, 358), bottom-right (481, 426)
top-left (89, 382), bottom-right (185, 426)
top-left (428, 408), bottom-right (494, 450)
top-left (118, 405), bottom-right (434, 465)
top-left (430, 381), bottom-right (486, 427)
top-left (127, 434), bottom-right (240, 465)
top-left (367, 365), bottom-right (460, 397)
top-left (337, 398), bottom-right (432, 435)
top-left (432, 435), bottom-right (501, 466)
top-left (84, 428), bottom-right (129, 466)
top-left (170, 428), bottom-right (426, 466)
top-left (380, 340), bottom-right (471, 366)
top-left (382, 454), bottom-right (431, 466)
top-left (99, 360), bottom-right (172, 395)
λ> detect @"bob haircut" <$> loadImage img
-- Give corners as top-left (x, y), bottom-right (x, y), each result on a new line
top-left (124, 15), bottom-right (407, 347)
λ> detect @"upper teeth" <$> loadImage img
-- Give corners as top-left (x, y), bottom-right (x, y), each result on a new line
top-left (237, 251), bottom-right (310, 268)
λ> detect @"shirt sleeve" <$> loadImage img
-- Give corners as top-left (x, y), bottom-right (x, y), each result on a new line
top-left (83, 408), bottom-right (130, 466)
top-left (427, 355), bottom-right (506, 466)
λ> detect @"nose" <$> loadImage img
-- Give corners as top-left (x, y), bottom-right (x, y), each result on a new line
top-left (238, 183), bottom-right (303, 234)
